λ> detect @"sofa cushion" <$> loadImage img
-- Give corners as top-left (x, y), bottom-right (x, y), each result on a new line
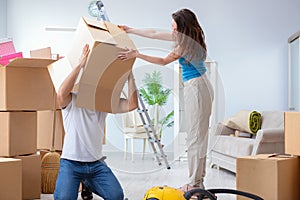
top-left (260, 111), bottom-right (284, 129)
top-left (211, 135), bottom-right (254, 158)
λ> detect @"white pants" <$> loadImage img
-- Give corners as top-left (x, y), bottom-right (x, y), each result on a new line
top-left (184, 74), bottom-right (214, 187)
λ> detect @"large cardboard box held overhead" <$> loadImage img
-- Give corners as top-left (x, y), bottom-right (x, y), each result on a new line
top-left (0, 58), bottom-right (56, 111)
top-left (48, 17), bottom-right (137, 113)
top-left (236, 154), bottom-right (300, 200)
top-left (0, 111), bottom-right (37, 156)
top-left (284, 112), bottom-right (300, 155)
top-left (0, 158), bottom-right (22, 200)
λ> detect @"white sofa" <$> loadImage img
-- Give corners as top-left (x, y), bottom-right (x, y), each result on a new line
top-left (209, 111), bottom-right (284, 173)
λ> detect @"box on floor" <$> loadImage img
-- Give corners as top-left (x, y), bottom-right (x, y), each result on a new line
top-left (0, 158), bottom-right (22, 200)
top-left (236, 154), bottom-right (300, 200)
top-left (48, 17), bottom-right (137, 113)
top-left (15, 154), bottom-right (41, 200)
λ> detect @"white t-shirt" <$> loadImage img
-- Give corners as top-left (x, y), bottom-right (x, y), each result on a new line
top-left (61, 93), bottom-right (107, 162)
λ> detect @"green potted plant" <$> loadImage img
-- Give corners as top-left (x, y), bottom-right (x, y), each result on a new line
top-left (139, 70), bottom-right (174, 140)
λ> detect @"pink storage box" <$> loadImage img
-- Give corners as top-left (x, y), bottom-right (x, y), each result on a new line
top-left (0, 52), bottom-right (23, 66)
top-left (0, 40), bottom-right (16, 55)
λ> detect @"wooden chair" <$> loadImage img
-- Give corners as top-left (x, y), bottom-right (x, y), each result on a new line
top-left (122, 109), bottom-right (149, 160)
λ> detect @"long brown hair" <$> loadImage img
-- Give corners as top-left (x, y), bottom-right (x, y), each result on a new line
top-left (172, 8), bottom-right (207, 62)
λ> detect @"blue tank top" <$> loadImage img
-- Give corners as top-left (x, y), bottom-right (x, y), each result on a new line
top-left (179, 56), bottom-right (206, 82)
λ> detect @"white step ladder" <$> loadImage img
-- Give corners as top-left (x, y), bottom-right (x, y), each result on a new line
top-left (136, 91), bottom-right (171, 169)
top-left (122, 89), bottom-right (171, 169)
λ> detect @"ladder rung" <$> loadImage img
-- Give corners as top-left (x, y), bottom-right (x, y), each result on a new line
top-left (148, 138), bottom-right (156, 143)
top-left (153, 152), bottom-right (160, 157)
top-left (141, 122), bottom-right (156, 129)
top-left (148, 138), bottom-right (161, 143)
top-left (160, 154), bottom-right (167, 158)
top-left (153, 152), bottom-right (167, 158)
top-left (137, 109), bottom-right (148, 113)
top-left (143, 124), bottom-right (154, 129)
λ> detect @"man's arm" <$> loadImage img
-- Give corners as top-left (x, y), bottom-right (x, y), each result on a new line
top-left (115, 72), bottom-right (138, 113)
top-left (57, 44), bottom-right (90, 108)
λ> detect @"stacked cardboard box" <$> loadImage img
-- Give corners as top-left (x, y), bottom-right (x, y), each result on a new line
top-left (0, 52), bottom-right (57, 199)
top-left (0, 58), bottom-right (56, 110)
top-left (0, 111), bottom-right (37, 156)
top-left (37, 109), bottom-right (65, 151)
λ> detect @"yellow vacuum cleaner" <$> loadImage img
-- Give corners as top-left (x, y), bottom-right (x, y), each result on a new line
top-left (143, 186), bottom-right (264, 200)
top-left (143, 186), bottom-right (186, 200)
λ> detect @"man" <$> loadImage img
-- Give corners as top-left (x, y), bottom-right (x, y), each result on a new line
top-left (54, 44), bottom-right (138, 200)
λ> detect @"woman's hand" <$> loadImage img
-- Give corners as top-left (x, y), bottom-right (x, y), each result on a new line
top-left (118, 48), bottom-right (138, 61)
top-left (78, 44), bottom-right (90, 68)
top-left (118, 25), bottom-right (132, 33)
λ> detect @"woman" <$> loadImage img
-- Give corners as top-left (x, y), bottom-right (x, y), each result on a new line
top-left (118, 8), bottom-right (214, 192)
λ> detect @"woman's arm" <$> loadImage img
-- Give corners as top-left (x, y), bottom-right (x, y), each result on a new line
top-left (116, 72), bottom-right (138, 113)
top-left (119, 25), bottom-right (173, 41)
top-left (57, 44), bottom-right (90, 108)
top-left (118, 49), bottom-right (179, 66)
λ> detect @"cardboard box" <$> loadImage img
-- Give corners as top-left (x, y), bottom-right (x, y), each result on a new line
top-left (0, 58), bottom-right (57, 111)
top-left (30, 47), bottom-right (52, 59)
top-left (236, 154), bottom-right (300, 200)
top-left (0, 158), bottom-right (22, 200)
top-left (285, 112), bottom-right (300, 155)
top-left (0, 111), bottom-right (37, 156)
top-left (48, 17), bottom-right (137, 113)
top-left (37, 110), bottom-right (65, 151)
top-left (15, 154), bottom-right (41, 199)
top-left (30, 47), bottom-right (61, 109)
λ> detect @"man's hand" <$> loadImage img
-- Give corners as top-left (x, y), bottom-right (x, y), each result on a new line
top-left (79, 44), bottom-right (90, 69)
top-left (57, 44), bottom-right (90, 108)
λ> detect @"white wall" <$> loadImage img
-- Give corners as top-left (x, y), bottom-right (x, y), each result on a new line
top-left (0, 0), bottom-right (7, 38)
top-left (5, 0), bottom-right (300, 151)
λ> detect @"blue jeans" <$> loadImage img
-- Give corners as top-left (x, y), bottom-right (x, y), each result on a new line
top-left (54, 158), bottom-right (124, 200)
